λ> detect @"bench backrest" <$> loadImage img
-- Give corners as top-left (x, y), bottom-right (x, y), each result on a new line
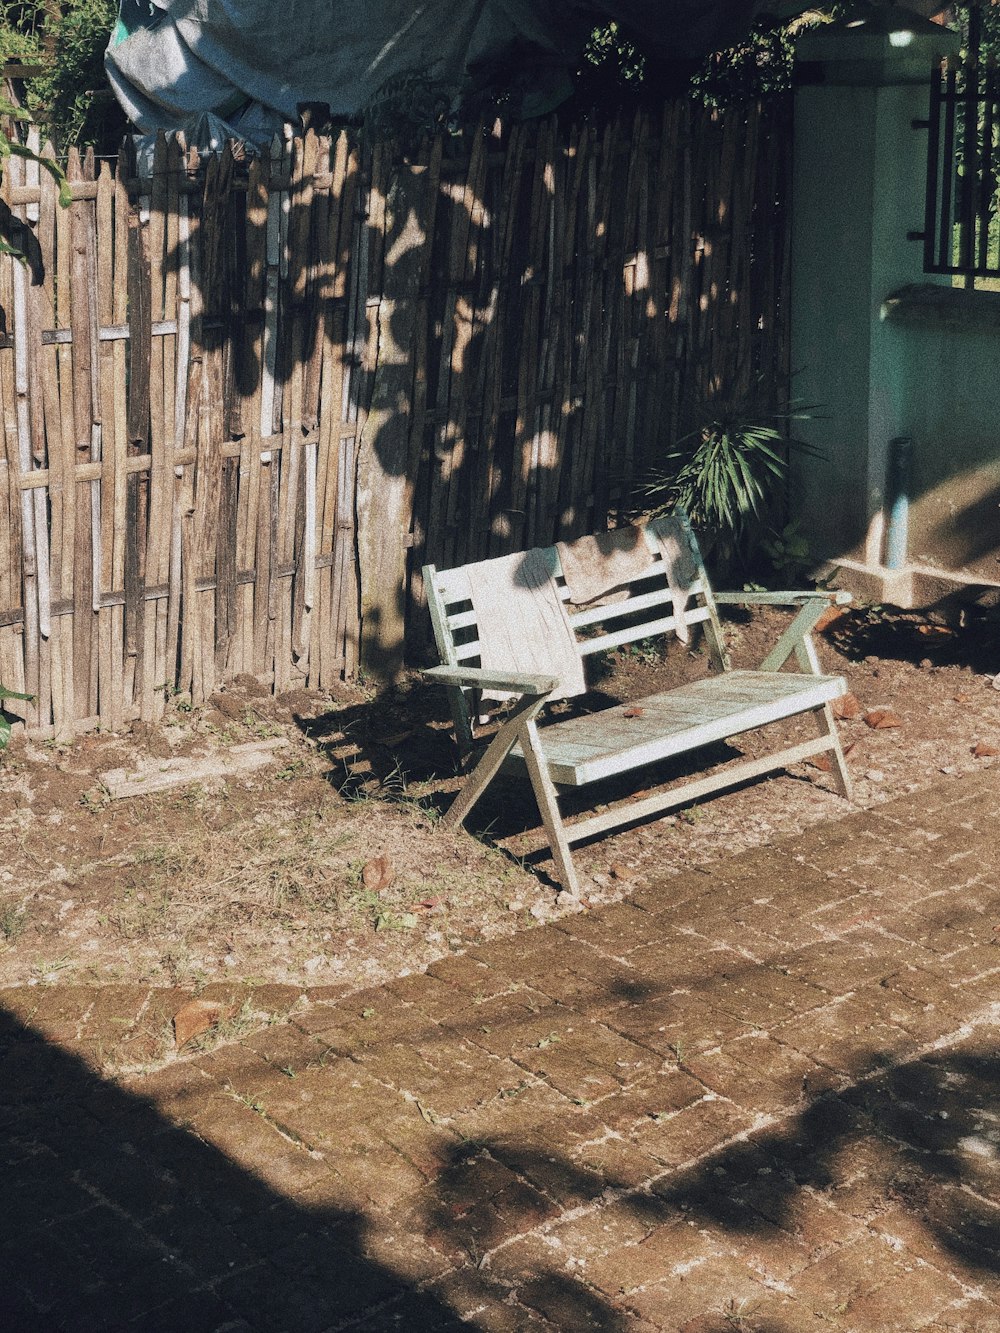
top-left (424, 514), bottom-right (729, 711)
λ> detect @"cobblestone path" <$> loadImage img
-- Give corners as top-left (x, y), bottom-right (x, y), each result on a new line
top-left (2, 771), bottom-right (999, 1330)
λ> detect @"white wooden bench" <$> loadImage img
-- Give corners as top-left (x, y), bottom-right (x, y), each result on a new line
top-left (422, 512), bottom-right (852, 896)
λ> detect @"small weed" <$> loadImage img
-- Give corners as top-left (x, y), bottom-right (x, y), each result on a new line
top-left (223, 1082), bottom-right (267, 1116)
top-left (110, 890), bottom-right (171, 940)
top-left (0, 903), bottom-right (27, 942)
top-left (534, 1032), bottom-right (562, 1049)
top-left (80, 785), bottom-right (110, 813)
top-left (32, 954), bottom-right (74, 979)
top-left (164, 683), bottom-right (192, 712)
top-left (189, 999), bottom-right (265, 1053)
top-left (375, 909), bottom-right (419, 932)
top-left (244, 710), bottom-right (282, 739)
top-left (614, 638), bottom-right (665, 668)
top-left (498, 1080), bottom-right (531, 1100)
top-left (678, 805), bottom-right (704, 826)
top-left (275, 757), bottom-right (307, 782)
top-left (721, 1298), bottom-right (759, 1330)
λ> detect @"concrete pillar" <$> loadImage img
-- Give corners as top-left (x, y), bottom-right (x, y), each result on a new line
top-left (790, 17), bottom-right (958, 596)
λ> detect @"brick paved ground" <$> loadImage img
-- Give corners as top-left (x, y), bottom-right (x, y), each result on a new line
top-left (2, 770), bottom-right (999, 1331)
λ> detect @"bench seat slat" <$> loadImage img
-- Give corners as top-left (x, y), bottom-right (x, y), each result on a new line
top-left (509, 669), bottom-right (846, 786)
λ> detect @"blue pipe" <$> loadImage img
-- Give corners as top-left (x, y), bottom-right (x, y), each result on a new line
top-left (884, 436), bottom-right (912, 570)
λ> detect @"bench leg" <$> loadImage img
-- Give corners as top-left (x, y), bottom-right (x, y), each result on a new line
top-left (441, 693), bottom-right (547, 831)
top-left (519, 718), bottom-right (582, 898)
top-left (816, 703), bottom-right (853, 801)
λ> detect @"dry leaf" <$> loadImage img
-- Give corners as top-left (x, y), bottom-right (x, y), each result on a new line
top-left (973, 741), bottom-right (999, 758)
top-left (953, 693), bottom-right (971, 705)
top-left (623, 707), bottom-right (644, 719)
top-left (815, 605), bottom-right (847, 633)
top-left (173, 998), bottom-right (232, 1049)
top-left (609, 862), bottom-right (633, 881)
top-left (362, 854), bottom-right (395, 894)
top-left (811, 743), bottom-right (855, 773)
top-left (831, 693), bottom-right (863, 721)
top-left (864, 708), bottom-right (902, 730)
top-left (381, 730), bottom-right (414, 747)
top-left (409, 896), bottom-right (443, 912)
top-left (918, 623), bottom-right (953, 637)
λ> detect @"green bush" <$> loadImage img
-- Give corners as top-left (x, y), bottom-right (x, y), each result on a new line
top-left (642, 401), bottom-right (818, 581)
top-left (0, 0), bottom-right (121, 150)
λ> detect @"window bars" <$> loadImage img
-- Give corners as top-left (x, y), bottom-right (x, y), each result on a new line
top-left (916, 8), bottom-right (1000, 282)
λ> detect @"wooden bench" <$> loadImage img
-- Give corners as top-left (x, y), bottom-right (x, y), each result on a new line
top-left (422, 512), bottom-right (852, 896)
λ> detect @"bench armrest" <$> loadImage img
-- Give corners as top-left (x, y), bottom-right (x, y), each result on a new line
top-left (422, 665), bottom-right (558, 697)
top-left (714, 589), bottom-right (852, 608)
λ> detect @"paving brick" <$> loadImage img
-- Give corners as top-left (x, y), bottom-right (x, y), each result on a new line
top-left (517, 1269), bottom-right (629, 1328)
top-left (637, 1095), bottom-right (755, 1169)
top-left (683, 1036), bottom-right (821, 1114)
top-left (844, 1262), bottom-right (965, 1332)
top-left (620, 1256), bottom-right (768, 1329)
top-left (570, 1132), bottom-right (667, 1190)
top-left (793, 1234), bottom-right (913, 1314)
top-left (585, 1218), bottom-right (727, 1296)
top-left (604, 989), bottom-right (752, 1059)
top-left (592, 1068), bottom-right (705, 1134)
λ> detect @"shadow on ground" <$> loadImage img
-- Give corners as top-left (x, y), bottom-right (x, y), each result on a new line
top-left (4, 978), bottom-right (1000, 1332)
top-left (0, 1007), bottom-right (463, 1332)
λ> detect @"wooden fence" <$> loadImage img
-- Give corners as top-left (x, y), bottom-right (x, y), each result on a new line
top-left (0, 100), bottom-right (792, 737)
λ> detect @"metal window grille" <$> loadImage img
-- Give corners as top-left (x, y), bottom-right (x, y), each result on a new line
top-left (917, 7), bottom-right (1000, 281)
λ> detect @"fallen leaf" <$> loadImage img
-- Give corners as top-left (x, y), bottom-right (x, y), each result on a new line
top-left (810, 742), bottom-right (855, 773)
top-left (815, 605), bottom-right (847, 633)
top-left (953, 693), bottom-right (971, 704)
top-left (381, 730), bottom-right (414, 747)
top-left (362, 854), bottom-right (395, 893)
top-left (973, 741), bottom-right (999, 758)
top-left (918, 623), bottom-right (953, 637)
top-left (173, 998), bottom-right (232, 1049)
top-left (623, 707), bottom-right (644, 719)
top-left (409, 896), bottom-right (443, 912)
top-left (609, 862), bottom-right (633, 881)
top-left (831, 693), bottom-right (863, 721)
top-left (864, 708), bottom-right (902, 730)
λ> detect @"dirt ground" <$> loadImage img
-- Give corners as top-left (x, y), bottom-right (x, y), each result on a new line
top-left (1, 601), bottom-right (998, 1000)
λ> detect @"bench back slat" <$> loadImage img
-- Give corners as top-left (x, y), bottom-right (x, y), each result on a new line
top-left (424, 512), bottom-right (729, 731)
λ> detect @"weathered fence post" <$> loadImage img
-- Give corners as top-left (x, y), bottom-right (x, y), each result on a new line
top-left (356, 152), bottom-right (429, 684)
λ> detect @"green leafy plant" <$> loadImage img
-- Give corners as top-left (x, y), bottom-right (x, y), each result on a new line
top-left (761, 519), bottom-right (812, 584)
top-left (0, 681), bottom-right (32, 747)
top-left (0, 0), bottom-right (122, 150)
top-left (643, 397), bottom-right (819, 578)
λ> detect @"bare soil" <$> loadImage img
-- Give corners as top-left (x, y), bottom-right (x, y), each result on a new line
top-left (1, 603), bottom-right (998, 995)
